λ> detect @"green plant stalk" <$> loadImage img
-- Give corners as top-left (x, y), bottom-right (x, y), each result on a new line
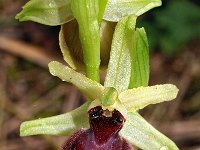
top-left (98, 0), bottom-right (108, 24)
top-left (71, 0), bottom-right (101, 82)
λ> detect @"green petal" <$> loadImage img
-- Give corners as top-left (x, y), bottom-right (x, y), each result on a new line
top-left (104, 0), bottom-right (161, 22)
top-left (119, 84), bottom-right (179, 112)
top-left (16, 0), bottom-right (73, 26)
top-left (129, 28), bottom-right (149, 88)
top-left (120, 112), bottom-right (179, 150)
top-left (20, 102), bottom-right (90, 136)
top-left (104, 16), bottom-right (136, 93)
top-left (48, 61), bottom-right (104, 100)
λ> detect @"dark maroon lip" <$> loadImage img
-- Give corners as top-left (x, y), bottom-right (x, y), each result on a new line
top-left (62, 106), bottom-right (133, 150)
top-left (88, 106), bottom-right (126, 144)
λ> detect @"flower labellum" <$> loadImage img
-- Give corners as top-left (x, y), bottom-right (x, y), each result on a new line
top-left (63, 106), bottom-right (133, 150)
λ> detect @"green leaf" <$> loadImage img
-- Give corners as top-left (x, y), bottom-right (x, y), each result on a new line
top-left (120, 112), bottom-right (179, 150)
top-left (119, 84), bottom-right (179, 112)
top-left (16, 0), bottom-right (74, 26)
top-left (20, 102), bottom-right (90, 136)
top-left (104, 16), bottom-right (136, 93)
top-left (71, 0), bottom-right (107, 81)
top-left (104, 0), bottom-right (162, 22)
top-left (48, 61), bottom-right (104, 100)
top-left (129, 28), bottom-right (149, 88)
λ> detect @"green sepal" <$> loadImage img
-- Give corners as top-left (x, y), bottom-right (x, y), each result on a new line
top-left (20, 102), bottom-right (90, 136)
top-left (104, 15), bottom-right (136, 93)
top-left (16, 0), bottom-right (74, 26)
top-left (103, 0), bottom-right (161, 22)
top-left (129, 27), bottom-right (149, 88)
top-left (120, 112), bottom-right (179, 150)
top-left (48, 61), bottom-right (104, 100)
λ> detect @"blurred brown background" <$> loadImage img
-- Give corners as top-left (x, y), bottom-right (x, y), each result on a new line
top-left (0, 0), bottom-right (200, 149)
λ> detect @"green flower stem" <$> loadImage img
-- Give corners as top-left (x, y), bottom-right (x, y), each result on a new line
top-left (71, 0), bottom-right (107, 82)
top-left (98, 0), bottom-right (108, 24)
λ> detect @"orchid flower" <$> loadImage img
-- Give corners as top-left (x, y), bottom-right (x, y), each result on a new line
top-left (19, 16), bottom-right (179, 150)
top-left (16, 0), bottom-right (179, 149)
